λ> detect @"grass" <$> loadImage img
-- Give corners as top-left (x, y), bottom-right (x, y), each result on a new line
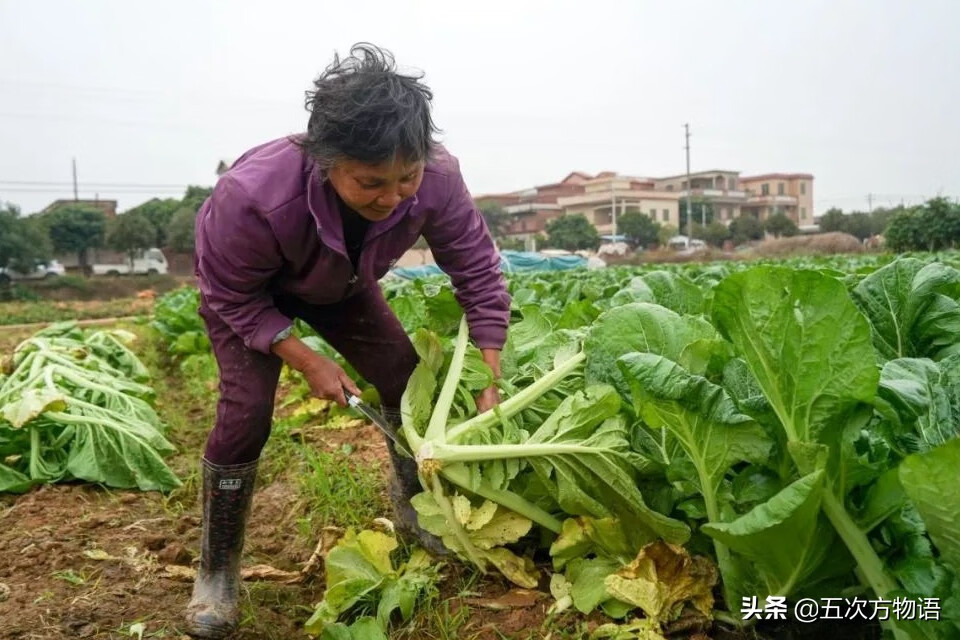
top-left (20, 273), bottom-right (184, 300)
top-left (51, 568), bottom-right (87, 585)
top-left (0, 297), bottom-right (152, 326)
top-left (20, 317), bottom-right (553, 639)
top-left (133, 326), bottom-right (216, 514)
top-left (408, 569), bottom-right (481, 640)
top-left (295, 446), bottom-right (390, 536)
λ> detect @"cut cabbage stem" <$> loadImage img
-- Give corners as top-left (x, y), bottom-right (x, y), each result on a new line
top-left (444, 350), bottom-right (586, 443)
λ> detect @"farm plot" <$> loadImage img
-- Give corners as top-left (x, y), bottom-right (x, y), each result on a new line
top-left (1, 251), bottom-right (959, 639)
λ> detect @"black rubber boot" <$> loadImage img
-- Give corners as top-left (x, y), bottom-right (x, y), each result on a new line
top-left (184, 458), bottom-right (258, 639)
top-left (380, 406), bottom-right (449, 557)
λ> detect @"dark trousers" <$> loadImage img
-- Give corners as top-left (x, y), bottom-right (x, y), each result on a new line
top-left (198, 286), bottom-right (418, 465)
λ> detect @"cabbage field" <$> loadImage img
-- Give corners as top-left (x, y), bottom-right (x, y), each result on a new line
top-left (2, 251), bottom-right (960, 639)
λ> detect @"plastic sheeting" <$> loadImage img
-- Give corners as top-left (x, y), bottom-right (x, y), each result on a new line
top-left (389, 250), bottom-right (588, 280)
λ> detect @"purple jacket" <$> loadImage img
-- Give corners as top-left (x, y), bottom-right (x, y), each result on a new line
top-left (194, 137), bottom-right (511, 355)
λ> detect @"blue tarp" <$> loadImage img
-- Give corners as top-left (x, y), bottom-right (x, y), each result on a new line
top-left (389, 250), bottom-right (587, 280)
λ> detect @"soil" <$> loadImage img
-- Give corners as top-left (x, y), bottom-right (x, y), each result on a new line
top-left (0, 324), bottom-right (884, 640)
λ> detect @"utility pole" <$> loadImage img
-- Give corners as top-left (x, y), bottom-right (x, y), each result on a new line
top-left (684, 124), bottom-right (693, 235)
top-left (72, 157), bottom-right (79, 201)
top-left (610, 179), bottom-right (617, 240)
top-left (867, 193), bottom-right (874, 213)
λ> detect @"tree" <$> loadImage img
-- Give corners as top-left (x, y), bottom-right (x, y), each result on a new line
top-left (144, 185), bottom-right (213, 255)
top-left (0, 203), bottom-right (52, 273)
top-left (728, 215), bottom-right (765, 245)
top-left (869, 206), bottom-right (901, 237)
top-left (696, 221), bottom-right (732, 248)
top-left (166, 207), bottom-right (198, 254)
top-left (844, 212), bottom-right (874, 242)
top-left (46, 204), bottom-right (107, 274)
top-left (477, 201), bottom-right (511, 238)
top-left (818, 208), bottom-right (846, 233)
top-left (679, 197), bottom-right (715, 232)
top-left (765, 212), bottom-right (799, 238)
top-left (545, 214), bottom-right (600, 251)
top-left (657, 224), bottom-right (678, 247)
top-left (884, 209), bottom-right (925, 252)
top-left (181, 186), bottom-right (213, 212)
top-left (914, 197), bottom-right (960, 251)
top-left (498, 237), bottom-right (527, 251)
top-left (618, 211), bottom-right (661, 249)
top-left (123, 198), bottom-right (180, 248)
top-left (108, 211), bottom-right (158, 265)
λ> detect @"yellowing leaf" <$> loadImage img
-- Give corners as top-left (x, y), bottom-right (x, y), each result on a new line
top-left (83, 548), bottom-right (118, 561)
top-left (603, 541), bottom-right (716, 624)
top-left (304, 527), bottom-right (441, 638)
top-left (412, 492), bottom-right (538, 588)
top-left (550, 517), bottom-right (634, 570)
top-left (1, 389), bottom-right (68, 428)
top-left (452, 494), bottom-right (472, 526)
top-left (549, 573), bottom-right (574, 614)
top-left (484, 548), bottom-right (539, 588)
top-left (589, 618), bottom-right (667, 640)
top-left (465, 500), bottom-right (498, 531)
top-left (292, 397), bottom-right (332, 418)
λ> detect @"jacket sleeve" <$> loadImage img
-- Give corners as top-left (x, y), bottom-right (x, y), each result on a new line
top-left (195, 176), bottom-right (293, 354)
top-left (422, 160), bottom-right (511, 350)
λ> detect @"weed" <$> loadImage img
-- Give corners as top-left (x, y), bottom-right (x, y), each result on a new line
top-left (52, 569), bottom-right (86, 585)
top-left (296, 446), bottom-right (389, 535)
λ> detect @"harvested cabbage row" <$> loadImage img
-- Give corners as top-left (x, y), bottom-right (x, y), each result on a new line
top-left (0, 322), bottom-right (181, 493)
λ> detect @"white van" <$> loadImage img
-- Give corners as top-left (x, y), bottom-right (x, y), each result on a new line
top-left (92, 248), bottom-right (169, 276)
top-left (667, 235), bottom-right (706, 252)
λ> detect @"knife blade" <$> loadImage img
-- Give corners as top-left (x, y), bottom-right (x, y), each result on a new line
top-left (345, 393), bottom-right (415, 459)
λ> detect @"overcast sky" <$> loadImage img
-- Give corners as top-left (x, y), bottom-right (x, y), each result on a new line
top-left (1, 0), bottom-right (957, 216)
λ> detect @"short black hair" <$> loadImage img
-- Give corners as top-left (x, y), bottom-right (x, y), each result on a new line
top-left (297, 43), bottom-right (440, 169)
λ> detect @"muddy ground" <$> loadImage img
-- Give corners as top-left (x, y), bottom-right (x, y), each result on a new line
top-left (0, 325), bottom-right (575, 639)
top-left (0, 324), bottom-right (883, 640)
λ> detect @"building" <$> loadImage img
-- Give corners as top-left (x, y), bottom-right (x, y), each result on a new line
top-left (654, 170), bottom-right (814, 227)
top-left (556, 174), bottom-right (679, 237)
top-left (654, 170), bottom-right (746, 223)
top-left (476, 171), bottom-right (680, 241)
top-left (479, 167), bottom-right (815, 240)
top-left (477, 171), bottom-right (591, 239)
top-left (738, 173), bottom-right (814, 228)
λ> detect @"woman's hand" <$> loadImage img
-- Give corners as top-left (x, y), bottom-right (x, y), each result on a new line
top-left (476, 348), bottom-right (502, 413)
top-left (302, 355), bottom-right (361, 407)
top-left (271, 334), bottom-right (360, 407)
top-left (476, 385), bottom-right (501, 413)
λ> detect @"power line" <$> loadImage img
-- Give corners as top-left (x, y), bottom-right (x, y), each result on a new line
top-left (0, 187), bottom-right (187, 194)
top-left (0, 180), bottom-right (194, 188)
top-left (684, 123), bottom-right (692, 235)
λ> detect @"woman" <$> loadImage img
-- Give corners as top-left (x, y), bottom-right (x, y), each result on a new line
top-left (184, 43), bottom-right (510, 638)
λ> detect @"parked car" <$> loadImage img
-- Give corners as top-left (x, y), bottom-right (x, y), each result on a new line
top-left (92, 248), bottom-right (169, 276)
top-left (0, 259), bottom-right (66, 283)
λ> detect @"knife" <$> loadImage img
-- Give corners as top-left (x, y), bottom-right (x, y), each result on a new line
top-left (345, 392), bottom-right (415, 459)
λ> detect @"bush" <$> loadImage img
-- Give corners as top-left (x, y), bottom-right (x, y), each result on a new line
top-left (498, 237), bottom-right (527, 251)
top-left (883, 198), bottom-right (960, 252)
top-left (692, 221), bottom-right (731, 248)
top-left (764, 213), bottom-right (799, 238)
top-left (618, 211), bottom-right (661, 249)
top-left (545, 215), bottom-right (600, 251)
top-left (729, 215), bottom-right (765, 245)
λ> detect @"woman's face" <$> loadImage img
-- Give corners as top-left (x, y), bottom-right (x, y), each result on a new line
top-left (327, 156), bottom-right (425, 222)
